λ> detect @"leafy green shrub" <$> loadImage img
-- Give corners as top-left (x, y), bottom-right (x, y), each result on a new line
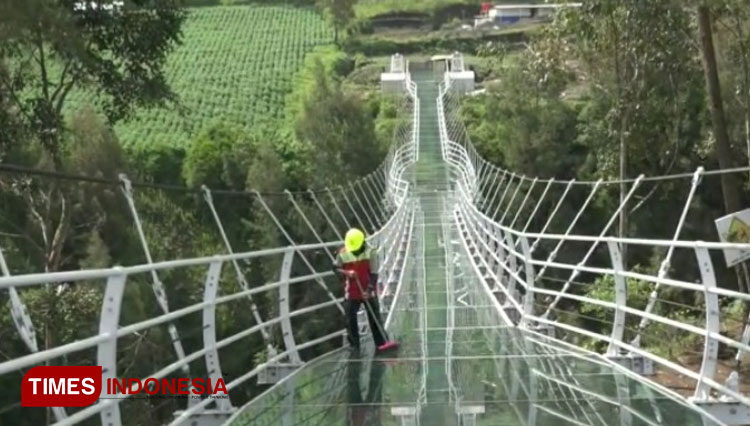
top-left (182, 123), bottom-right (255, 189)
top-left (580, 270), bottom-right (654, 335)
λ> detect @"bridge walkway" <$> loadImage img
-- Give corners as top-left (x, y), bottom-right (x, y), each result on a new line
top-left (225, 73), bottom-right (713, 426)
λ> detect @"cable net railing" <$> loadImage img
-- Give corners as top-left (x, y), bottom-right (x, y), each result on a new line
top-left (0, 75), bottom-right (419, 425)
top-left (437, 68), bottom-right (750, 417)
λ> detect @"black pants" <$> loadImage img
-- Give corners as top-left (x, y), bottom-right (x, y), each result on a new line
top-left (347, 298), bottom-right (386, 349)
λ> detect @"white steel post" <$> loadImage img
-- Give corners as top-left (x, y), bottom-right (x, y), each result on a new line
top-left (97, 271), bottom-right (127, 426)
top-left (483, 170), bottom-right (507, 212)
top-left (202, 187), bottom-right (275, 355)
top-left (519, 236), bottom-right (535, 328)
top-left (278, 249), bottom-right (303, 364)
top-left (606, 240), bottom-right (627, 356)
top-left (694, 247), bottom-right (720, 400)
top-left (362, 177), bottom-right (385, 224)
top-left (202, 260), bottom-right (233, 411)
top-left (357, 180), bottom-right (382, 227)
top-left (519, 179), bottom-right (553, 238)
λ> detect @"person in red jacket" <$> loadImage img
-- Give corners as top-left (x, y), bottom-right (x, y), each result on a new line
top-left (334, 228), bottom-right (396, 353)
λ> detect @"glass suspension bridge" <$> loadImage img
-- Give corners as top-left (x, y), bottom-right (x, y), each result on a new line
top-left (3, 54), bottom-right (750, 426)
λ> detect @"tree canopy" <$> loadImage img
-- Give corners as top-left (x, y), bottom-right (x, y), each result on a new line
top-left (0, 0), bottom-right (184, 166)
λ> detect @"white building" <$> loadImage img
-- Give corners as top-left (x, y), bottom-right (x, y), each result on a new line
top-left (475, 3), bottom-right (581, 27)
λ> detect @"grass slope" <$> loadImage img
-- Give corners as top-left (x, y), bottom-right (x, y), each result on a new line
top-left (74, 6), bottom-right (332, 149)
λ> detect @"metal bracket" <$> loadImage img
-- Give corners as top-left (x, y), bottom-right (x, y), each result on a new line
top-left (690, 398), bottom-right (750, 426)
top-left (391, 406), bottom-right (419, 426)
top-left (457, 405), bottom-right (485, 426)
top-left (606, 353), bottom-right (654, 376)
top-left (257, 363), bottom-right (301, 385)
top-left (529, 323), bottom-right (556, 339)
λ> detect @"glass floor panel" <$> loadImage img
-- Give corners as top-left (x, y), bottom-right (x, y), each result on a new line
top-left (226, 73), bottom-right (717, 426)
top-left (227, 328), bottom-right (716, 426)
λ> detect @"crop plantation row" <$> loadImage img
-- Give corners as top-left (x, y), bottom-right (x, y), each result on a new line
top-left (68, 6), bottom-right (332, 149)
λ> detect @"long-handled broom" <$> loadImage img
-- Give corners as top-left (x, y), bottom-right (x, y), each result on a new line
top-left (338, 268), bottom-right (399, 353)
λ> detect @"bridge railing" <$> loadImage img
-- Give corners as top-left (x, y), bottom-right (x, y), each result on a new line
top-left (0, 65), bottom-right (419, 426)
top-left (437, 73), bottom-right (750, 419)
top-left (0, 242), bottom-right (346, 426)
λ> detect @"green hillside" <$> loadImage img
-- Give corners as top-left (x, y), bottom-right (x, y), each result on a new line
top-left (68, 6), bottom-right (332, 150)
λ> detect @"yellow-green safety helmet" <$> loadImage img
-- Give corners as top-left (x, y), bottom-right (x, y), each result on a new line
top-left (345, 228), bottom-right (365, 252)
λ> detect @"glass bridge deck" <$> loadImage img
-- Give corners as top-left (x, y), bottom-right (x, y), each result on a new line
top-left (226, 74), bottom-right (714, 426)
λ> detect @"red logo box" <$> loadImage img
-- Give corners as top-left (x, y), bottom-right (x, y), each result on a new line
top-left (22, 366), bottom-right (102, 407)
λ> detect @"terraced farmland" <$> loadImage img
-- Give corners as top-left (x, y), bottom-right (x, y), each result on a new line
top-left (78, 6), bottom-right (332, 149)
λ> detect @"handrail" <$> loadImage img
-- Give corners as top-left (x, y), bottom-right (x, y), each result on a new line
top-left (0, 64), bottom-right (419, 426)
top-left (436, 70), bottom-right (750, 418)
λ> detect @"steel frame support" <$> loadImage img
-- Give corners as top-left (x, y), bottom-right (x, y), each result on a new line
top-left (519, 236), bottom-right (535, 327)
top-left (632, 167), bottom-right (704, 347)
top-left (278, 249), bottom-right (302, 364)
top-left (1, 245), bottom-right (40, 353)
top-left (202, 187), bottom-right (275, 355)
top-left (606, 241), bottom-right (627, 356)
top-left (694, 247), bottom-right (720, 399)
top-left (119, 175), bottom-right (193, 386)
top-left (534, 179), bottom-right (601, 280)
top-left (542, 176), bottom-right (644, 318)
top-left (97, 272), bottom-right (126, 426)
top-left (201, 260), bottom-right (233, 412)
